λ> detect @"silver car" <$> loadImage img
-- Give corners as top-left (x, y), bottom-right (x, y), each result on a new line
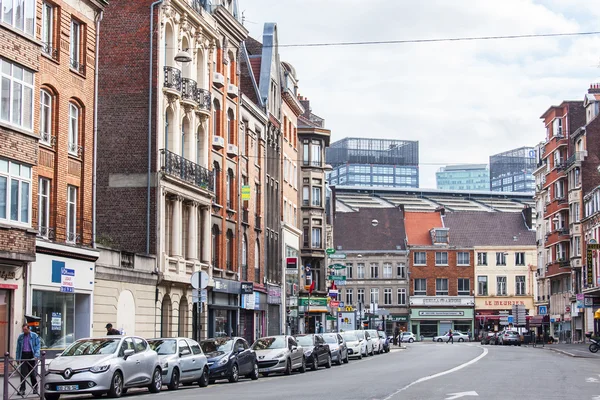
top-left (322, 333), bottom-right (349, 365)
top-left (252, 335), bottom-right (305, 376)
top-left (366, 330), bottom-right (383, 354)
top-left (44, 336), bottom-right (162, 400)
top-left (148, 338), bottom-right (209, 390)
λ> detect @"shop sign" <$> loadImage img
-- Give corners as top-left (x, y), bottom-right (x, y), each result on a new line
top-left (288, 297), bottom-right (298, 307)
top-left (576, 294), bottom-right (584, 309)
top-left (0, 268), bottom-right (17, 289)
top-left (410, 296), bottom-right (474, 306)
top-left (298, 297), bottom-right (328, 307)
top-left (213, 278), bottom-right (241, 294)
top-left (240, 282), bottom-right (254, 295)
top-left (51, 312), bottom-right (62, 331)
top-left (242, 293), bottom-right (256, 310)
top-left (60, 268), bottom-right (75, 293)
top-left (267, 284), bottom-right (282, 304)
top-left (585, 297), bottom-right (594, 307)
top-left (419, 311), bottom-right (464, 317)
top-left (587, 249), bottom-right (594, 287)
top-left (485, 300), bottom-right (526, 306)
top-left (330, 301), bottom-right (340, 307)
top-left (390, 315), bottom-right (408, 322)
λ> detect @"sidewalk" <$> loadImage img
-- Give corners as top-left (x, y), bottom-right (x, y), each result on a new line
top-left (534, 342), bottom-right (600, 358)
top-left (0, 376), bottom-right (40, 399)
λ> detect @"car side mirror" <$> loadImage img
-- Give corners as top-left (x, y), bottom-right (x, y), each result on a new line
top-left (291, 346), bottom-right (297, 351)
top-left (179, 349), bottom-right (191, 357)
top-left (123, 349), bottom-right (135, 359)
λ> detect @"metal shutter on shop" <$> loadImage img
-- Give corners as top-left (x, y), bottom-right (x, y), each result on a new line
top-left (268, 305), bottom-right (280, 336)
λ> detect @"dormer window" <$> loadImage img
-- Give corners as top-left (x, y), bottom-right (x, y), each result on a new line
top-left (432, 228), bottom-right (449, 244)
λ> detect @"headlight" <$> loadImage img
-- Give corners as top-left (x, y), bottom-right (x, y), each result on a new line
top-left (274, 352), bottom-right (286, 359)
top-left (217, 357), bottom-right (229, 366)
top-left (305, 350), bottom-right (312, 357)
top-left (90, 365), bottom-right (110, 373)
top-left (162, 362), bottom-right (169, 369)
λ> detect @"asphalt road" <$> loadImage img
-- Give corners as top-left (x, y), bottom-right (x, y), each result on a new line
top-left (66, 343), bottom-right (600, 400)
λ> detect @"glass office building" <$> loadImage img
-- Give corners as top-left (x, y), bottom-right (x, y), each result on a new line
top-left (436, 164), bottom-right (490, 191)
top-left (489, 147), bottom-right (536, 192)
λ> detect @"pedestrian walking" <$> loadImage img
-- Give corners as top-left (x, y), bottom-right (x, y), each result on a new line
top-left (394, 326), bottom-right (400, 345)
top-left (16, 323), bottom-right (41, 396)
top-left (105, 323), bottom-right (121, 335)
top-left (446, 329), bottom-right (454, 344)
top-left (467, 329), bottom-right (472, 342)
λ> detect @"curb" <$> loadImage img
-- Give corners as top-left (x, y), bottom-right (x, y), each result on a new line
top-left (543, 347), bottom-right (580, 358)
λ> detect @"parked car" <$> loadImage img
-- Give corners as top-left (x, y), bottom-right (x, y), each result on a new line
top-left (295, 334), bottom-right (332, 370)
top-left (44, 336), bottom-right (162, 400)
top-left (366, 330), bottom-right (383, 354)
top-left (349, 330), bottom-right (374, 356)
top-left (341, 331), bottom-right (365, 360)
top-left (148, 338), bottom-right (209, 390)
top-left (378, 331), bottom-right (390, 353)
top-left (433, 331), bottom-right (469, 342)
top-left (499, 331), bottom-right (522, 346)
top-left (322, 333), bottom-right (349, 365)
top-left (200, 337), bottom-right (258, 384)
top-left (480, 332), bottom-right (496, 345)
top-left (252, 335), bottom-right (305, 376)
top-left (400, 332), bottom-right (416, 343)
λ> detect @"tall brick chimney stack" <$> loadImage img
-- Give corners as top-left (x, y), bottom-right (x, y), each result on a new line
top-left (589, 82), bottom-right (600, 94)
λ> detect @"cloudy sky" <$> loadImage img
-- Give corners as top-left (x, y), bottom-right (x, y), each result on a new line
top-left (241, 0), bottom-right (600, 188)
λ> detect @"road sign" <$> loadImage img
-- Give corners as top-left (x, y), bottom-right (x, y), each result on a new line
top-left (192, 288), bottom-right (208, 303)
top-left (191, 271), bottom-right (209, 290)
top-left (330, 301), bottom-right (340, 307)
top-left (329, 253), bottom-right (347, 260)
top-left (326, 248), bottom-right (336, 255)
top-left (339, 302), bottom-right (345, 308)
top-left (334, 280), bottom-right (346, 286)
top-left (328, 275), bottom-right (346, 281)
top-left (329, 264), bottom-right (346, 270)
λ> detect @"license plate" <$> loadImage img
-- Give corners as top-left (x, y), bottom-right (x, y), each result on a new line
top-left (57, 385), bottom-right (79, 391)
top-left (259, 368), bottom-right (268, 373)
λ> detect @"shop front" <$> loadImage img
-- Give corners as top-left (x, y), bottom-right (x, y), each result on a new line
top-left (29, 249), bottom-right (97, 353)
top-left (239, 282), bottom-right (268, 344)
top-left (298, 297), bottom-right (327, 334)
top-left (267, 284), bottom-right (282, 335)
top-left (0, 266), bottom-right (23, 358)
top-left (208, 278), bottom-right (240, 338)
top-left (388, 315), bottom-right (409, 336)
top-left (409, 296), bottom-right (475, 338)
top-left (475, 296), bottom-right (534, 338)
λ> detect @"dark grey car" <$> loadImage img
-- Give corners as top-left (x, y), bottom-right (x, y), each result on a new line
top-left (322, 333), bottom-right (349, 365)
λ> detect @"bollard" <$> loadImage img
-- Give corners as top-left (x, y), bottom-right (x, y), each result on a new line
top-left (3, 352), bottom-right (10, 400)
top-left (39, 352), bottom-right (46, 400)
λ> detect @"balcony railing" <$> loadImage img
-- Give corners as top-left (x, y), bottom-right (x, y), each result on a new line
top-left (42, 43), bottom-right (59, 60)
top-left (304, 161), bottom-right (323, 167)
top-left (160, 149), bottom-right (214, 192)
top-left (37, 226), bottom-right (55, 240)
top-left (66, 232), bottom-right (81, 244)
top-left (164, 66), bottom-right (182, 92)
top-left (181, 78), bottom-right (197, 103)
top-left (70, 58), bottom-right (85, 74)
top-left (195, 88), bottom-right (211, 113)
top-left (255, 214), bottom-right (261, 230)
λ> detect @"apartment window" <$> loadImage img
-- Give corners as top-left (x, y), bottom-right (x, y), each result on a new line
top-left (413, 252), bottom-right (426, 265)
top-left (397, 263), bottom-right (406, 279)
top-left (2, 0), bottom-right (35, 35)
top-left (311, 227), bottom-right (321, 248)
top-left (357, 263), bottom-right (365, 279)
top-left (254, 239), bottom-right (260, 282)
top-left (357, 289), bottom-right (365, 304)
top-left (226, 169), bottom-right (234, 209)
top-left (225, 230), bottom-right (233, 270)
top-left (213, 162), bottom-right (221, 204)
top-left (312, 186), bottom-right (322, 207)
top-left (434, 229), bottom-right (448, 243)
top-left (397, 288), bottom-right (406, 305)
top-left (345, 289), bottom-right (353, 305)
top-left (0, 159), bottom-right (31, 225)
top-left (556, 243), bottom-right (566, 261)
top-left (435, 252), bottom-right (448, 266)
top-left (384, 288), bottom-right (392, 305)
top-left (496, 252), bottom-right (506, 266)
top-left (211, 225), bottom-right (220, 268)
top-left (70, 19), bottom-right (82, 71)
top-left (68, 103), bottom-right (79, 155)
top-left (457, 252), bottom-right (470, 266)
top-left (477, 276), bottom-right (488, 296)
top-left (370, 263), bottom-right (379, 279)
top-left (414, 279), bottom-right (426, 296)
top-left (38, 178), bottom-right (50, 237)
top-left (227, 109), bottom-right (235, 144)
top-left (515, 252), bottom-right (525, 266)
top-left (41, 3), bottom-right (55, 56)
top-left (383, 263), bottom-right (392, 278)
top-left (66, 186), bottom-right (77, 243)
top-left (436, 278), bottom-right (448, 296)
top-left (370, 288), bottom-right (379, 304)
top-left (477, 252), bottom-right (488, 266)
top-left (346, 263), bottom-right (353, 279)
top-left (574, 236), bottom-right (582, 257)
top-left (515, 276), bottom-right (526, 296)
top-left (40, 90), bottom-right (52, 145)
top-left (303, 141), bottom-right (309, 165)
top-left (241, 234), bottom-right (248, 281)
top-left (458, 278), bottom-right (470, 296)
top-left (496, 276), bottom-right (507, 296)
top-left (0, 60), bottom-right (34, 131)
top-left (213, 100), bottom-right (221, 137)
top-left (301, 186), bottom-right (309, 206)
top-left (311, 140), bottom-right (321, 166)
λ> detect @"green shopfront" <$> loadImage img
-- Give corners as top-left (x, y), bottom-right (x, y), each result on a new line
top-left (409, 296), bottom-right (475, 339)
top-left (298, 297), bottom-right (328, 334)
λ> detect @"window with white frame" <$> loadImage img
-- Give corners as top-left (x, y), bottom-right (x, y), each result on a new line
top-left (552, 117), bottom-right (562, 137)
top-left (515, 276), bottom-right (526, 295)
top-left (357, 288), bottom-right (365, 304)
top-left (311, 140), bottom-right (321, 166)
top-left (496, 252), bottom-right (506, 266)
top-left (41, 2), bottom-right (54, 56)
top-left (66, 185), bottom-right (78, 243)
top-left (370, 263), bottom-right (379, 278)
top-left (414, 279), bottom-right (426, 296)
top-left (346, 263), bottom-right (353, 278)
top-left (0, 59), bottom-right (34, 131)
top-left (457, 252), bottom-right (470, 266)
top-left (68, 103), bottom-right (79, 155)
top-left (574, 236), bottom-right (581, 257)
top-left (311, 227), bottom-right (321, 248)
top-left (2, 0), bottom-right (36, 36)
top-left (496, 276), bottom-right (507, 296)
top-left (515, 252), bottom-right (525, 266)
top-left (397, 263), bottom-right (406, 279)
top-left (458, 278), bottom-right (470, 296)
top-left (370, 288), bottom-right (379, 304)
top-left (0, 159), bottom-right (31, 225)
top-left (477, 252), bottom-right (487, 266)
top-left (413, 252), bottom-right (426, 265)
top-left (435, 278), bottom-right (448, 296)
top-left (38, 177), bottom-right (50, 237)
top-left (384, 288), bottom-right (392, 305)
top-left (435, 252), bottom-right (448, 266)
top-left (397, 288), bottom-right (406, 305)
top-left (357, 263), bottom-right (365, 279)
top-left (312, 185), bottom-right (322, 207)
top-left (556, 243), bottom-right (566, 261)
top-left (477, 276), bottom-right (488, 295)
top-left (40, 90), bottom-right (52, 145)
top-left (302, 186), bottom-right (309, 206)
top-left (383, 262), bottom-right (392, 278)
top-left (70, 19), bottom-right (82, 70)
top-left (345, 289), bottom-right (353, 305)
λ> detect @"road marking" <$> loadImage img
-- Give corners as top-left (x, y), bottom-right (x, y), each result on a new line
top-left (587, 378), bottom-right (599, 383)
top-left (380, 346), bottom-right (489, 400)
top-left (445, 391), bottom-right (479, 400)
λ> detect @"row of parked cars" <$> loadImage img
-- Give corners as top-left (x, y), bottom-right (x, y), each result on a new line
top-left (41, 329), bottom-right (391, 400)
top-left (480, 330), bottom-right (522, 346)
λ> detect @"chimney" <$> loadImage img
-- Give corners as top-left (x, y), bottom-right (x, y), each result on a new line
top-left (299, 97), bottom-right (311, 118)
top-left (522, 206), bottom-right (532, 229)
top-left (435, 206), bottom-right (445, 216)
top-left (589, 83), bottom-right (600, 94)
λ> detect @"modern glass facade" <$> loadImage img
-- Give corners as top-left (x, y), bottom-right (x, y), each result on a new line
top-left (329, 164), bottom-right (418, 188)
top-left (489, 147), bottom-right (536, 193)
top-left (436, 164), bottom-right (489, 191)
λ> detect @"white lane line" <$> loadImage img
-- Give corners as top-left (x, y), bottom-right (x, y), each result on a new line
top-left (380, 346), bottom-right (489, 400)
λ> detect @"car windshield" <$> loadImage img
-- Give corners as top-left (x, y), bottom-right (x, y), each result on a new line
top-left (252, 337), bottom-right (286, 350)
top-left (201, 338), bottom-right (234, 354)
top-left (62, 339), bottom-right (120, 356)
top-left (148, 339), bottom-right (176, 355)
top-left (342, 332), bottom-right (358, 341)
top-left (322, 334), bottom-right (338, 344)
top-left (378, 332), bottom-right (386, 339)
top-left (295, 335), bottom-right (314, 346)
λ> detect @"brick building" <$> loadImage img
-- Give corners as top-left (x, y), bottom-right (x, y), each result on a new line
top-left (405, 210), bottom-right (475, 338)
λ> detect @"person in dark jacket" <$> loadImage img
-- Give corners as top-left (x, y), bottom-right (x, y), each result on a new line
top-left (105, 324), bottom-right (121, 335)
top-left (446, 329), bottom-right (454, 344)
top-left (16, 324), bottom-right (41, 395)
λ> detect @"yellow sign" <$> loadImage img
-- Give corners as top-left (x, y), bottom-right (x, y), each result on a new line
top-left (241, 185), bottom-right (251, 200)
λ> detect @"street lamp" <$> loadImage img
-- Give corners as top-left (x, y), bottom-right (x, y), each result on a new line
top-left (175, 49), bottom-right (192, 63)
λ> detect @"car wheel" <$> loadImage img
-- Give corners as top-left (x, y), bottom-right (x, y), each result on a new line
top-left (358, 352), bottom-right (363, 360)
top-left (344, 353), bottom-right (349, 363)
top-left (325, 354), bottom-right (332, 369)
top-left (228, 364), bottom-right (239, 383)
top-left (437, 338), bottom-right (443, 342)
top-left (44, 395), bottom-right (60, 400)
top-left (92, 392), bottom-right (104, 398)
top-left (408, 338), bottom-right (414, 343)
top-left (198, 367), bottom-right (209, 387)
top-left (108, 371), bottom-right (124, 398)
top-left (370, 347), bottom-right (374, 356)
top-left (311, 355), bottom-right (318, 371)
top-left (458, 338), bottom-right (464, 343)
top-left (284, 359), bottom-right (292, 375)
top-left (167, 368), bottom-right (180, 390)
top-left (298, 356), bottom-right (306, 373)
top-left (148, 368), bottom-right (162, 393)
top-left (248, 362), bottom-right (259, 380)
top-left (336, 353), bottom-right (342, 366)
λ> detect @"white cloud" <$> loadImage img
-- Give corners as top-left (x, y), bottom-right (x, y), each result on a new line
top-left (242, 0), bottom-right (599, 188)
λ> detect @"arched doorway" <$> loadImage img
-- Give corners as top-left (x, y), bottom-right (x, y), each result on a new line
top-left (161, 295), bottom-right (172, 337)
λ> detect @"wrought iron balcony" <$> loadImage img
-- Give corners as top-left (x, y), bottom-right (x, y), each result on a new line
top-left (160, 149), bottom-right (214, 192)
top-left (70, 58), bottom-right (85, 74)
top-left (37, 227), bottom-right (55, 240)
top-left (42, 43), bottom-right (59, 60)
top-left (195, 88), bottom-right (211, 113)
top-left (182, 78), bottom-right (197, 104)
top-left (66, 232), bottom-right (81, 244)
top-left (164, 66), bottom-right (182, 92)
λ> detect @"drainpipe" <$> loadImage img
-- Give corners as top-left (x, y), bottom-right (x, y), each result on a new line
top-left (148, 0), bottom-right (164, 255)
top-left (92, 10), bottom-right (103, 249)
